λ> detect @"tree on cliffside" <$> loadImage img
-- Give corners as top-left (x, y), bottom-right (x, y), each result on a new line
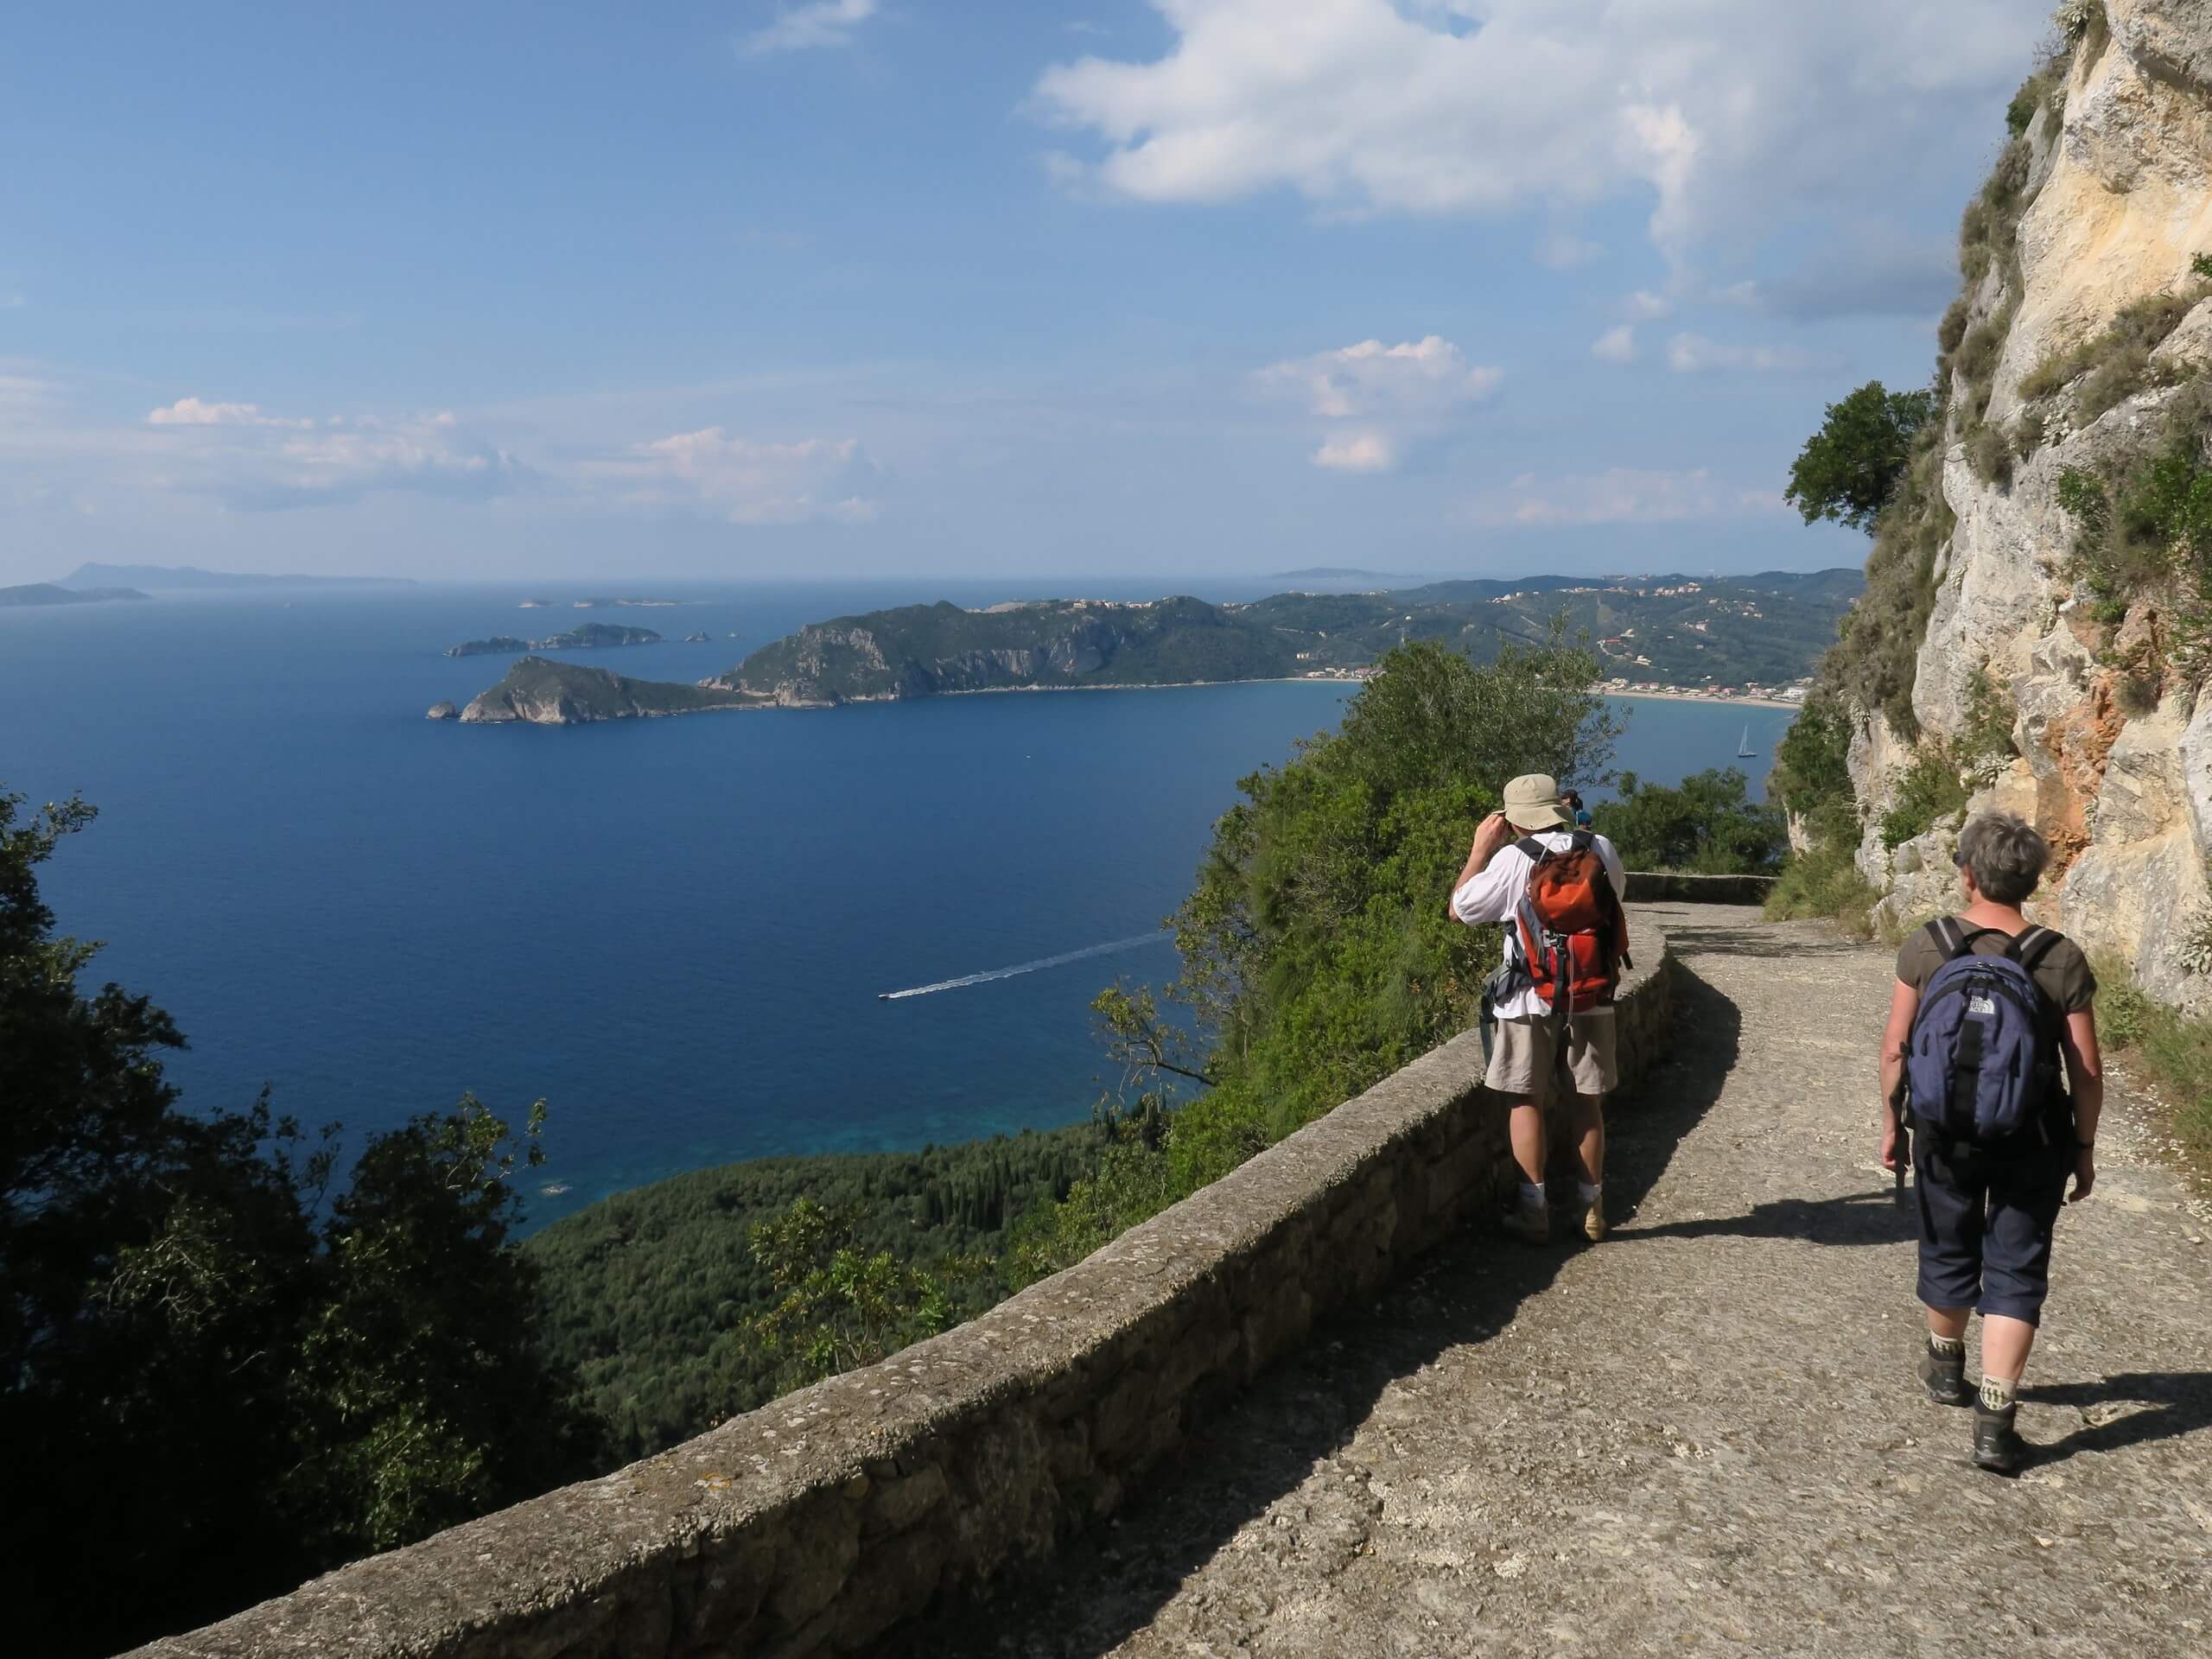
top-left (0, 789), bottom-right (604, 1656)
top-left (1784, 382), bottom-right (1936, 532)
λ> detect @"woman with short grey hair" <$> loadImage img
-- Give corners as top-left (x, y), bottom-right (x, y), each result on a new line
top-left (1876, 811), bottom-right (2103, 1473)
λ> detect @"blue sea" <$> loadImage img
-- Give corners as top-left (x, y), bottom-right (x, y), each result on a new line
top-left (2, 580), bottom-right (1799, 1228)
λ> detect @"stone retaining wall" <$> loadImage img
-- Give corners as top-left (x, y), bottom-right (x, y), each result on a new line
top-left (135, 914), bottom-right (1682, 1659)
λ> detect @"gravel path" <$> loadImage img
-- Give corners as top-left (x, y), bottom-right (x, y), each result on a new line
top-left (894, 906), bottom-right (2212, 1659)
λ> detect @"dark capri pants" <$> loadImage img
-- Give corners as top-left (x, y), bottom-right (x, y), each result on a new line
top-left (1911, 1130), bottom-right (2072, 1325)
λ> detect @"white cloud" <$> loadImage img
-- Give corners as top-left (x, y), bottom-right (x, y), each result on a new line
top-left (1033, 1), bottom-right (2044, 267)
top-left (135, 396), bottom-right (524, 507)
top-left (1591, 326), bottom-right (1637, 365)
top-left (1256, 334), bottom-right (1499, 472)
top-left (1466, 467), bottom-right (1789, 528)
top-left (1256, 335), bottom-right (1501, 421)
top-left (1624, 289), bottom-right (1673, 321)
top-left (0, 292), bottom-right (24, 309)
top-left (599, 429), bottom-right (879, 524)
top-left (1313, 431), bottom-right (1395, 473)
top-left (1664, 333), bottom-right (1833, 373)
top-left (148, 397), bottom-right (312, 429)
top-left (745, 0), bottom-right (877, 54)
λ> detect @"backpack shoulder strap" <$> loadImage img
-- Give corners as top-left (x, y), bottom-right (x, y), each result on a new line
top-left (1515, 836), bottom-right (1550, 862)
top-left (1567, 830), bottom-right (1594, 855)
top-left (1929, 917), bottom-right (1973, 962)
top-left (2007, 925), bottom-right (2062, 973)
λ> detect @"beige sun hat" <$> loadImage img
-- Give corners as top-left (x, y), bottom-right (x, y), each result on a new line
top-left (1501, 773), bottom-right (1570, 832)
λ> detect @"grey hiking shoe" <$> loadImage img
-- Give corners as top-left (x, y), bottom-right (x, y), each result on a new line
top-left (1500, 1202), bottom-right (1549, 1244)
top-left (1918, 1342), bottom-right (1968, 1407)
top-left (1972, 1402), bottom-right (2027, 1475)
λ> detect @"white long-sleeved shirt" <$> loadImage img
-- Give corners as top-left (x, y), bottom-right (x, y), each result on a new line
top-left (1450, 829), bottom-right (1627, 1020)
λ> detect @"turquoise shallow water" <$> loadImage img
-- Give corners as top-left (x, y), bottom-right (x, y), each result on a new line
top-left (1, 580), bottom-right (1798, 1227)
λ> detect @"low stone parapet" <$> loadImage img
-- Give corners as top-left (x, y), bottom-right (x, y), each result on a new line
top-left (134, 912), bottom-right (1682, 1659)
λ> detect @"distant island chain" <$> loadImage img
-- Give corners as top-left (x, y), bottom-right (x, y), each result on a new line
top-left (435, 572), bottom-right (1855, 727)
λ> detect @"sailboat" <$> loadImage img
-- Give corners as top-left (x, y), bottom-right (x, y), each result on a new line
top-left (1737, 724), bottom-right (1757, 760)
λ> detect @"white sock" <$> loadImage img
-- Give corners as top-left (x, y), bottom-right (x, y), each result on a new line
top-left (1518, 1180), bottom-right (1547, 1210)
top-left (1980, 1375), bottom-right (2018, 1412)
top-left (1577, 1181), bottom-right (1602, 1205)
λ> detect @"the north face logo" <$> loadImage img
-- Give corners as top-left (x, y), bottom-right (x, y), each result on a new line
top-left (1968, 995), bottom-right (1998, 1016)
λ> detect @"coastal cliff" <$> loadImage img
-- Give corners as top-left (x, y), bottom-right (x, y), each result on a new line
top-left (1804, 1), bottom-right (2212, 1011)
top-left (459, 657), bottom-right (768, 724)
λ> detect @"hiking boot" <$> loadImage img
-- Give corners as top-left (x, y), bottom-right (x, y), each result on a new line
top-left (1972, 1402), bottom-right (2027, 1475)
top-left (1917, 1342), bottom-right (1969, 1407)
top-left (1581, 1197), bottom-right (1607, 1243)
top-left (1500, 1203), bottom-right (1549, 1244)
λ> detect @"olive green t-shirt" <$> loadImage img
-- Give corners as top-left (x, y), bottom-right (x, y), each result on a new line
top-left (1894, 921), bottom-right (2097, 1014)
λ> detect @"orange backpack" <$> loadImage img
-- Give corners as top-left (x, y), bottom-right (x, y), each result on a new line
top-left (1511, 832), bottom-right (1629, 1014)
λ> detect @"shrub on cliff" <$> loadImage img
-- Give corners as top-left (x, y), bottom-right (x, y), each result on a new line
top-left (0, 790), bottom-right (603, 1656)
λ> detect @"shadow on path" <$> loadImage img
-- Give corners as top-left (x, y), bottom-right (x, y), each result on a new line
top-left (880, 966), bottom-right (1745, 1659)
top-left (2024, 1370), bottom-right (2212, 1465)
top-left (1624, 1188), bottom-right (1916, 1249)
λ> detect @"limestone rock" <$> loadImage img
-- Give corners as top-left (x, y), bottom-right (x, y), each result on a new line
top-left (1844, 4), bottom-right (2212, 1014)
top-left (425, 701), bottom-right (459, 721)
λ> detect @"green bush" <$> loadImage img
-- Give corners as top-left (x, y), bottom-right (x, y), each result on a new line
top-left (2018, 287), bottom-right (2201, 413)
top-left (1764, 843), bottom-right (1879, 940)
top-left (2053, 380), bottom-right (2212, 677)
top-left (1959, 665), bottom-right (2019, 783)
top-left (1965, 419), bottom-right (2015, 486)
top-left (1591, 767), bottom-right (1786, 874)
top-left (1879, 746), bottom-right (1970, 850)
top-left (1769, 693), bottom-right (1859, 848)
top-left (2092, 960), bottom-right (2212, 1192)
top-left (1937, 297), bottom-right (1972, 356)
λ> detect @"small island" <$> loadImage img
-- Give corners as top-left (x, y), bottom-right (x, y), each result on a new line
top-left (519, 598), bottom-right (552, 609)
top-left (682, 631), bottom-right (711, 644)
top-left (447, 623), bottom-right (662, 657)
top-left (1, 582), bottom-right (149, 607)
top-left (459, 657), bottom-right (773, 725)
top-left (574, 596), bottom-right (681, 608)
top-left (425, 701), bottom-right (459, 721)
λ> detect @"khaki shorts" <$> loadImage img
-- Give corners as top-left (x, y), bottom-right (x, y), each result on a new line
top-left (1484, 1008), bottom-right (1618, 1103)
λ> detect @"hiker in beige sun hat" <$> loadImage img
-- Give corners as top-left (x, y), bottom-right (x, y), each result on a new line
top-left (1500, 773), bottom-right (1571, 833)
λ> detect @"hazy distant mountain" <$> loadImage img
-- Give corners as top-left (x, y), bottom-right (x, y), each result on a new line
top-left (1271, 566), bottom-right (1400, 580)
top-left (59, 563), bottom-right (415, 591)
top-left (0, 582), bottom-right (149, 607)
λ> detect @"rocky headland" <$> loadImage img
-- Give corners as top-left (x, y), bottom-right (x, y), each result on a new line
top-left (458, 656), bottom-right (770, 725)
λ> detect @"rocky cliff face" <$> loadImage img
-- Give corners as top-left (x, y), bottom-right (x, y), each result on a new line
top-left (1847, 0), bottom-right (2212, 1009)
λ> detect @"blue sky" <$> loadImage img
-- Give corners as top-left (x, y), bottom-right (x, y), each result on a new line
top-left (1, 1), bottom-right (2054, 583)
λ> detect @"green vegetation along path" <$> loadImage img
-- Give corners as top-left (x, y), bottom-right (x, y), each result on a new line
top-left (893, 906), bottom-right (2211, 1659)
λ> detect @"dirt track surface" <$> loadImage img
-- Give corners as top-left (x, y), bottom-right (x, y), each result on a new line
top-left (889, 906), bottom-right (2212, 1659)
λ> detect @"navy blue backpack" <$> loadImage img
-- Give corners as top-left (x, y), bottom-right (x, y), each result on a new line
top-left (1904, 918), bottom-right (2065, 1147)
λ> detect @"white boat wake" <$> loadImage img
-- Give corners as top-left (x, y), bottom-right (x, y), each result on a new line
top-left (879, 932), bottom-right (1172, 1001)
